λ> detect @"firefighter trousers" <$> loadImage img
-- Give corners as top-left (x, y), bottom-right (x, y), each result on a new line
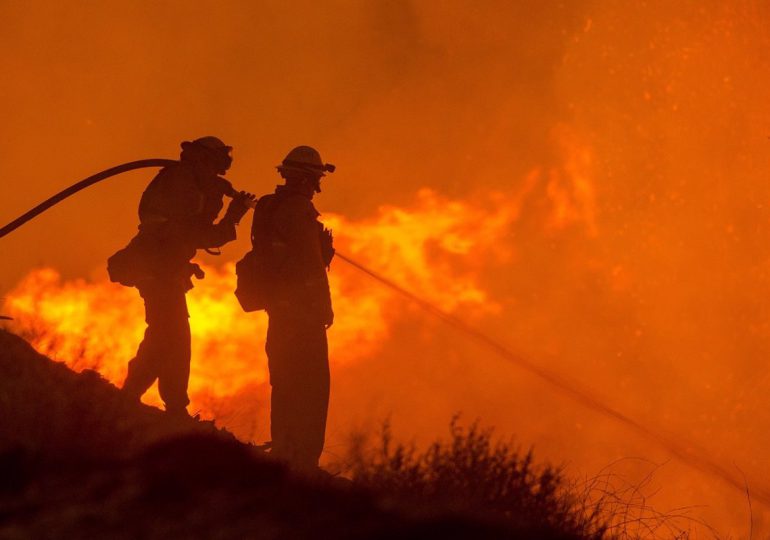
top-left (266, 313), bottom-right (330, 469)
top-left (122, 282), bottom-right (191, 413)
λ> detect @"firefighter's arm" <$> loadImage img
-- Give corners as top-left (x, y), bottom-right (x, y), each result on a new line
top-left (224, 191), bottom-right (256, 224)
top-left (319, 225), bottom-right (335, 267)
top-left (192, 192), bottom-right (255, 249)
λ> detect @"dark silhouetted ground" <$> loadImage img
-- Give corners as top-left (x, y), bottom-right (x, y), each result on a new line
top-left (0, 329), bottom-right (597, 539)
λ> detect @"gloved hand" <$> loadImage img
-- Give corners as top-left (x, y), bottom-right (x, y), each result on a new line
top-left (319, 227), bottom-right (335, 267)
top-left (224, 191), bottom-right (256, 224)
top-left (180, 263), bottom-right (205, 291)
top-left (324, 308), bottom-right (334, 329)
top-left (189, 263), bottom-right (205, 280)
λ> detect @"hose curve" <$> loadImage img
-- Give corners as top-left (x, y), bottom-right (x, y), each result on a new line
top-left (0, 159), bottom-right (178, 239)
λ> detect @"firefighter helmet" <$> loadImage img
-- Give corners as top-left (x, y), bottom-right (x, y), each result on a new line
top-left (181, 136), bottom-right (233, 174)
top-left (277, 146), bottom-right (335, 177)
top-left (192, 136), bottom-right (232, 152)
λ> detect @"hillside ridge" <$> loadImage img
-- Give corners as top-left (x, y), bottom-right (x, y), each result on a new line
top-left (0, 329), bottom-right (583, 539)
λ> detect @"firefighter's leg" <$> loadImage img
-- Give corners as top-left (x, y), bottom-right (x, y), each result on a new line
top-left (269, 378), bottom-right (299, 461)
top-left (294, 326), bottom-right (330, 467)
top-left (122, 287), bottom-right (166, 400)
top-left (156, 289), bottom-right (192, 415)
top-left (122, 326), bottom-right (161, 400)
top-left (267, 317), bottom-right (330, 468)
top-left (267, 316), bottom-right (311, 463)
top-left (266, 316), bottom-right (292, 460)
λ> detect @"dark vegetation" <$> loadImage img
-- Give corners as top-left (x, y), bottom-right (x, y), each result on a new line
top-left (344, 422), bottom-right (702, 540)
top-left (0, 329), bottom-right (695, 539)
top-left (345, 419), bottom-right (607, 539)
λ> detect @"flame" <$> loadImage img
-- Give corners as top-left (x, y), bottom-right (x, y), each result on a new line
top-left (544, 126), bottom-right (597, 236)
top-left (2, 3), bottom-right (769, 534)
top-left (3, 135), bottom-right (595, 440)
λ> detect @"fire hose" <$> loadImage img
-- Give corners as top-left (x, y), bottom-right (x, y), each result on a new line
top-left (0, 159), bottom-right (247, 239)
top-left (0, 164), bottom-right (766, 507)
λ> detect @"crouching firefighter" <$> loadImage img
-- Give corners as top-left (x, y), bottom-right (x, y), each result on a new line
top-left (108, 136), bottom-right (255, 417)
top-left (235, 146), bottom-right (335, 468)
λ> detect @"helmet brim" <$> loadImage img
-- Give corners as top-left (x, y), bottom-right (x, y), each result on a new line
top-left (276, 165), bottom-right (325, 177)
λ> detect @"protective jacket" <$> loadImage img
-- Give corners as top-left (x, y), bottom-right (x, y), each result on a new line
top-left (110, 162), bottom-right (236, 290)
top-left (259, 184), bottom-right (333, 324)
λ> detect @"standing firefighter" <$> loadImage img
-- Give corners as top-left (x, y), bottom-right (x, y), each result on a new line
top-left (237, 145), bottom-right (335, 469)
top-left (109, 136), bottom-right (253, 417)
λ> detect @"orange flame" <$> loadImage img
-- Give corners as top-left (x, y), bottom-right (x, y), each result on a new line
top-left (3, 136), bottom-right (595, 440)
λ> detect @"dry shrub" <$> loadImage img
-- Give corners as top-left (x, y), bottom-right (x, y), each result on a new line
top-left (345, 416), bottom-right (608, 539)
top-left (567, 459), bottom-right (716, 540)
top-left (344, 418), bottom-right (716, 540)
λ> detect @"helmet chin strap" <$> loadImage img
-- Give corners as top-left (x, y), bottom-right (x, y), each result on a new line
top-left (299, 172), bottom-right (323, 194)
top-left (285, 174), bottom-right (321, 195)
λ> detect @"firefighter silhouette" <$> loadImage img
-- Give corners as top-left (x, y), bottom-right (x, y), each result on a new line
top-left (248, 146), bottom-right (335, 468)
top-left (109, 136), bottom-right (254, 417)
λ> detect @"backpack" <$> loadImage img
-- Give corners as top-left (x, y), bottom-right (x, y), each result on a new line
top-left (234, 195), bottom-right (282, 312)
top-left (107, 233), bottom-right (156, 287)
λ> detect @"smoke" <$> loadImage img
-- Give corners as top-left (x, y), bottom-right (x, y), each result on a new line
top-left (3, 0), bottom-right (770, 535)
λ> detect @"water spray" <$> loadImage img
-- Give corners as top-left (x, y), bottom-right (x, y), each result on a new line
top-left (335, 252), bottom-right (770, 509)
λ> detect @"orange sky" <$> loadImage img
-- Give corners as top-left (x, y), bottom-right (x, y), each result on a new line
top-left (3, 1), bottom-right (770, 536)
